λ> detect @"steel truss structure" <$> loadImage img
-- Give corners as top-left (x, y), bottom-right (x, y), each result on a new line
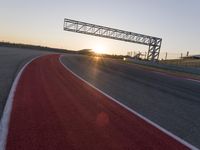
top-left (64, 18), bottom-right (162, 61)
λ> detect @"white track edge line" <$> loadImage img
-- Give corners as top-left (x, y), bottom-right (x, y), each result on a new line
top-left (59, 55), bottom-right (199, 150)
top-left (0, 55), bottom-right (43, 150)
top-left (186, 79), bottom-right (200, 84)
top-left (154, 71), bottom-right (200, 84)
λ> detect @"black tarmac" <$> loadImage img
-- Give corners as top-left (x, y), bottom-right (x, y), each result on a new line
top-left (61, 55), bottom-right (200, 148)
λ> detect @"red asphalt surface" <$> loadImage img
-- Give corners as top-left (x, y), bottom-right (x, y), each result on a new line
top-left (6, 54), bottom-right (189, 150)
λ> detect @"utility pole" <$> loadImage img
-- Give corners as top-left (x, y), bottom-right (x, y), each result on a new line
top-left (165, 52), bottom-right (168, 60)
top-left (186, 51), bottom-right (189, 57)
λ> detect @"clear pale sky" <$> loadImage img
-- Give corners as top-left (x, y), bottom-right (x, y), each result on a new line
top-left (0, 0), bottom-right (200, 58)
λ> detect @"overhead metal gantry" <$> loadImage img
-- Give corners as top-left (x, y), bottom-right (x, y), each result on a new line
top-left (63, 18), bottom-right (162, 61)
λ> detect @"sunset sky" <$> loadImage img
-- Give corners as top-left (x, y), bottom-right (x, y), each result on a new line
top-left (0, 0), bottom-right (200, 59)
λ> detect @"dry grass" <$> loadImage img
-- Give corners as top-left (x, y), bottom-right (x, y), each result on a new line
top-left (160, 58), bottom-right (200, 68)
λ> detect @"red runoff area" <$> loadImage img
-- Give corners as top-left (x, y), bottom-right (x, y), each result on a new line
top-left (6, 55), bottom-right (189, 150)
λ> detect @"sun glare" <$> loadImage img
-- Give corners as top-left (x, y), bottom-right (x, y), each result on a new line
top-left (93, 45), bottom-right (106, 54)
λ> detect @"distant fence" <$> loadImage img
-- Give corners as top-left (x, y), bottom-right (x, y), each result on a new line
top-left (127, 51), bottom-right (200, 69)
top-left (127, 51), bottom-right (198, 60)
top-left (159, 59), bottom-right (200, 68)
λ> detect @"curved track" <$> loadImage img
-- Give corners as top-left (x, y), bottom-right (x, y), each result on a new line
top-left (61, 55), bottom-right (200, 148)
top-left (0, 47), bottom-right (50, 119)
top-left (4, 54), bottom-right (192, 149)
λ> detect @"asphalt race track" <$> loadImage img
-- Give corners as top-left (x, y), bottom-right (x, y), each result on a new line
top-left (0, 47), bottom-right (51, 119)
top-left (4, 54), bottom-right (192, 149)
top-left (0, 48), bottom-right (199, 149)
top-left (61, 55), bottom-right (200, 149)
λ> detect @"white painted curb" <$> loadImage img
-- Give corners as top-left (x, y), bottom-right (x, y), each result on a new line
top-left (59, 55), bottom-right (199, 150)
top-left (0, 55), bottom-right (42, 150)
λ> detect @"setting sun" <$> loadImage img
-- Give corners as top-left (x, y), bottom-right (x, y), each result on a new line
top-left (93, 45), bottom-right (106, 54)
